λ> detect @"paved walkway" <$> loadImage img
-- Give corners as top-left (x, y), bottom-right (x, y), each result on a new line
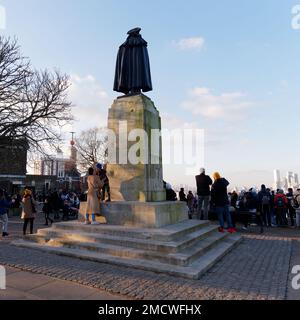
top-left (1, 266), bottom-right (126, 300)
top-left (0, 215), bottom-right (299, 300)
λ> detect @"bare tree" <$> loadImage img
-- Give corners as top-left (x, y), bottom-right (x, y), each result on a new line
top-left (75, 127), bottom-right (108, 172)
top-left (0, 37), bottom-right (30, 105)
top-left (0, 36), bottom-right (73, 155)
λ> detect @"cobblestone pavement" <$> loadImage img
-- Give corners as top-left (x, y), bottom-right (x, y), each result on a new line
top-left (1, 215), bottom-right (298, 300)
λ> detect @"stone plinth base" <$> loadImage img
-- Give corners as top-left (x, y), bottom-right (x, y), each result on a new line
top-left (107, 94), bottom-right (166, 202)
top-left (79, 201), bottom-right (188, 228)
top-left (13, 220), bottom-right (241, 279)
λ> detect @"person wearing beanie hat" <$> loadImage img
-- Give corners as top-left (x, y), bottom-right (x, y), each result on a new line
top-left (195, 168), bottom-right (213, 220)
top-left (211, 172), bottom-right (235, 233)
top-left (96, 163), bottom-right (103, 170)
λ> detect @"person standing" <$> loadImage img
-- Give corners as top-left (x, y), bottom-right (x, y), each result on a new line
top-left (85, 167), bottom-right (104, 225)
top-left (270, 190), bottom-right (276, 226)
top-left (258, 184), bottom-right (272, 227)
top-left (274, 190), bottom-right (288, 227)
top-left (187, 191), bottom-right (195, 219)
top-left (286, 188), bottom-right (295, 227)
top-left (195, 168), bottom-right (213, 220)
top-left (179, 188), bottom-right (187, 202)
top-left (50, 190), bottom-right (61, 220)
top-left (97, 164), bottom-right (111, 202)
top-left (21, 189), bottom-right (37, 235)
top-left (294, 188), bottom-right (300, 229)
top-left (42, 196), bottom-right (53, 226)
top-left (230, 190), bottom-right (238, 208)
top-left (229, 190), bottom-right (238, 228)
top-left (0, 189), bottom-right (11, 237)
top-left (211, 172), bottom-right (235, 233)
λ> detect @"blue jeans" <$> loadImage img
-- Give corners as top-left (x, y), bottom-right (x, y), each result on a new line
top-left (85, 213), bottom-right (96, 222)
top-left (215, 205), bottom-right (233, 228)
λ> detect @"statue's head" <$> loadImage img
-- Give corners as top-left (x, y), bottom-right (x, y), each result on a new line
top-left (127, 27), bottom-right (141, 36)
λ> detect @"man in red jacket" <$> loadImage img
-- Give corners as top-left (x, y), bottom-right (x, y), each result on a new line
top-left (274, 190), bottom-right (288, 226)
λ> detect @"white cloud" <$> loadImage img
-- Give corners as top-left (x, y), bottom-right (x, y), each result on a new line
top-left (173, 37), bottom-right (205, 51)
top-left (182, 87), bottom-right (253, 119)
top-left (67, 74), bottom-right (110, 133)
top-left (161, 112), bottom-right (199, 130)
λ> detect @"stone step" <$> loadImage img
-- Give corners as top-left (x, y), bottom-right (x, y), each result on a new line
top-left (12, 235), bottom-right (242, 279)
top-left (21, 230), bottom-right (229, 266)
top-left (51, 219), bottom-right (211, 241)
top-left (36, 224), bottom-right (219, 253)
top-left (168, 232), bottom-right (229, 266)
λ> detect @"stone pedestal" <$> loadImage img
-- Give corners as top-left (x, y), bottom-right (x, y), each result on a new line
top-left (79, 201), bottom-right (188, 228)
top-left (106, 94), bottom-right (166, 202)
top-left (13, 95), bottom-right (241, 280)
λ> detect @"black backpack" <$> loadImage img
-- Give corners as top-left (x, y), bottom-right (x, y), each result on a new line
top-left (261, 194), bottom-right (270, 205)
top-left (293, 195), bottom-right (300, 208)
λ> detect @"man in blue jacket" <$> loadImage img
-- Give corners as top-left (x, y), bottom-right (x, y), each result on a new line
top-left (0, 189), bottom-right (11, 237)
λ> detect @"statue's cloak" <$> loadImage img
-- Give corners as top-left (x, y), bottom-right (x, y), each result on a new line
top-left (113, 28), bottom-right (152, 94)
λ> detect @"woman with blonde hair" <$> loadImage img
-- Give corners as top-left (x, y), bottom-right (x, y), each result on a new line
top-left (211, 172), bottom-right (235, 233)
top-left (21, 189), bottom-right (37, 235)
top-left (85, 167), bottom-right (104, 225)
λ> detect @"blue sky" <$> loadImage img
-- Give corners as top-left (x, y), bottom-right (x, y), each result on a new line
top-left (1, 0), bottom-right (300, 189)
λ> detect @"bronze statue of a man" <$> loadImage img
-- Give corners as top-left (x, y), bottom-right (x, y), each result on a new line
top-left (113, 27), bottom-right (153, 96)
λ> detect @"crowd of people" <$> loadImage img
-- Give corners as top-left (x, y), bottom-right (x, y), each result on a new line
top-left (1, 165), bottom-right (300, 237)
top-left (171, 168), bottom-right (300, 233)
top-left (0, 187), bottom-right (83, 237)
top-left (0, 163), bottom-right (111, 236)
